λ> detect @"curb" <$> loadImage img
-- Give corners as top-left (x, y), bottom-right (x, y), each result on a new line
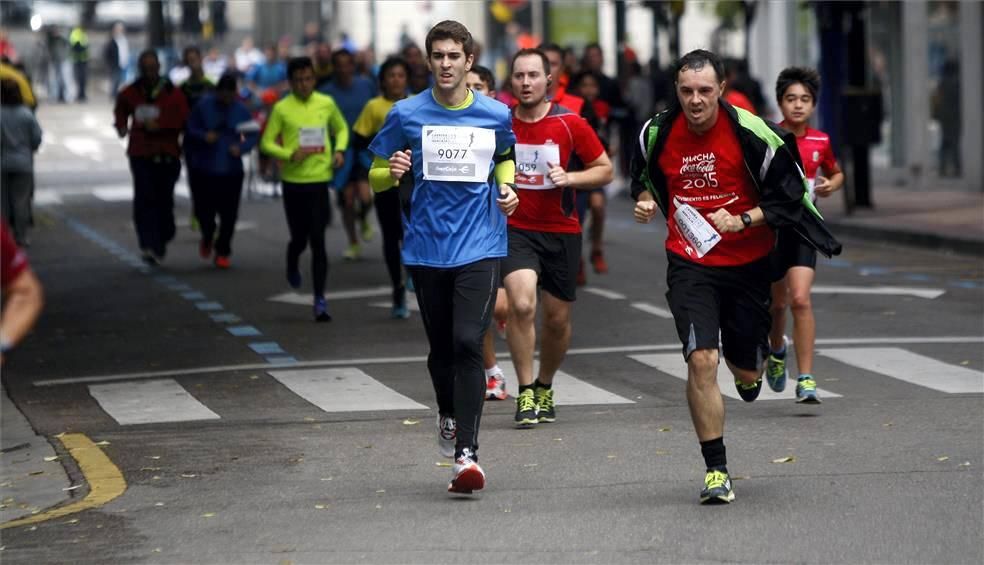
top-left (826, 221), bottom-right (983, 257)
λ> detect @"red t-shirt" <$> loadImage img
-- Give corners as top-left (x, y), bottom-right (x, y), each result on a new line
top-left (1, 223), bottom-right (28, 289)
top-left (657, 112), bottom-right (774, 266)
top-left (114, 79), bottom-right (190, 158)
top-left (724, 90), bottom-right (756, 114)
top-left (510, 104), bottom-right (606, 234)
top-left (781, 123), bottom-right (840, 184)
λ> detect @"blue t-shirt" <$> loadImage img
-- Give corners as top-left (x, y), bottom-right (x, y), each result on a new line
top-left (318, 76), bottom-right (377, 127)
top-left (369, 90), bottom-right (516, 268)
top-left (247, 62), bottom-right (286, 89)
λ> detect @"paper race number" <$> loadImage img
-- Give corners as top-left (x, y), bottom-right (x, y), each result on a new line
top-left (421, 126), bottom-right (496, 182)
top-left (514, 143), bottom-right (561, 190)
top-left (673, 201), bottom-right (721, 258)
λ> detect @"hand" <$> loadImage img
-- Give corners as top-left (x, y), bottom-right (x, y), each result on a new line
top-left (290, 147), bottom-right (314, 162)
top-left (228, 144), bottom-right (241, 157)
top-left (706, 209), bottom-right (743, 233)
top-left (144, 119), bottom-right (159, 131)
top-left (116, 125), bottom-right (129, 138)
top-left (814, 175), bottom-right (837, 197)
top-left (389, 149), bottom-right (412, 180)
top-left (333, 150), bottom-right (345, 169)
top-left (634, 199), bottom-right (658, 224)
top-left (205, 131), bottom-right (219, 144)
top-left (497, 183), bottom-right (519, 216)
top-left (546, 162), bottom-right (570, 187)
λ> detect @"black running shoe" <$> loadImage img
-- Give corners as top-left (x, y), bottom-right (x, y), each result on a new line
top-left (734, 375), bottom-right (762, 403)
top-left (514, 388), bottom-right (538, 428)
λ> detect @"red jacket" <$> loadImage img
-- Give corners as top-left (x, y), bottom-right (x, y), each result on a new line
top-left (114, 78), bottom-right (189, 158)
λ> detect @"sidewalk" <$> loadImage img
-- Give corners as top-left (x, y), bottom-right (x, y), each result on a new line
top-left (816, 186), bottom-right (983, 256)
top-left (1, 389), bottom-right (71, 524)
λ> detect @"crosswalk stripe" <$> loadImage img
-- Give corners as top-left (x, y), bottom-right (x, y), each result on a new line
top-left (818, 347), bottom-right (984, 394)
top-left (630, 302), bottom-right (674, 319)
top-left (495, 361), bottom-right (635, 405)
top-left (627, 353), bottom-right (842, 400)
top-left (269, 368), bottom-right (429, 412)
top-left (88, 379), bottom-right (220, 425)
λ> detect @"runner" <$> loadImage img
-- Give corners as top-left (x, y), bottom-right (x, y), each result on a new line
top-left (319, 48), bottom-right (377, 260)
top-left (351, 56), bottom-right (411, 319)
top-left (631, 49), bottom-right (841, 504)
top-left (260, 56), bottom-right (348, 322)
top-left (178, 45), bottom-right (215, 235)
top-left (506, 48), bottom-right (612, 427)
top-left (766, 67), bottom-right (844, 403)
top-left (114, 49), bottom-right (190, 265)
top-left (1, 221), bottom-right (43, 366)
top-left (466, 64), bottom-right (511, 400)
top-left (368, 20), bottom-right (518, 493)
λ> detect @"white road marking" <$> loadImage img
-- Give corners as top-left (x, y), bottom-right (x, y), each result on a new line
top-left (628, 353), bottom-right (842, 401)
top-left (496, 361), bottom-right (634, 405)
top-left (31, 337), bottom-right (984, 386)
top-left (268, 286), bottom-right (392, 305)
top-left (630, 302), bottom-right (674, 319)
top-left (818, 347), bottom-right (984, 394)
top-left (268, 368), bottom-right (428, 412)
top-left (93, 187), bottom-right (132, 201)
top-left (63, 136), bottom-right (104, 162)
top-left (34, 191), bottom-right (64, 206)
top-left (370, 294), bottom-right (420, 312)
top-left (812, 285), bottom-right (946, 299)
top-left (583, 287), bottom-right (627, 300)
top-left (88, 379), bottom-right (220, 425)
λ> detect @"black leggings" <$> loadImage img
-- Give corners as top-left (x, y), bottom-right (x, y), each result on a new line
top-left (191, 169), bottom-right (244, 256)
top-left (282, 183), bottom-right (332, 297)
top-left (408, 259), bottom-right (499, 453)
top-left (374, 188), bottom-right (405, 303)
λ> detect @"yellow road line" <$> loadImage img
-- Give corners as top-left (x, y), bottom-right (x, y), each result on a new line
top-left (1, 433), bottom-right (126, 529)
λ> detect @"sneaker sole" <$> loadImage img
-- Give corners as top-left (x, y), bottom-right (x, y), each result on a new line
top-left (514, 418), bottom-right (538, 429)
top-left (448, 467), bottom-right (485, 493)
top-left (486, 393), bottom-right (508, 401)
top-left (537, 414), bottom-right (556, 423)
top-left (699, 491), bottom-right (735, 505)
top-left (796, 395), bottom-right (822, 404)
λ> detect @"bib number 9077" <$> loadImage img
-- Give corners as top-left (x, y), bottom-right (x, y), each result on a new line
top-left (437, 148), bottom-right (468, 160)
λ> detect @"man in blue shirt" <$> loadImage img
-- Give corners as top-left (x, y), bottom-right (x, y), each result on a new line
top-left (319, 48), bottom-right (378, 260)
top-left (184, 73), bottom-right (259, 268)
top-left (368, 20), bottom-right (519, 495)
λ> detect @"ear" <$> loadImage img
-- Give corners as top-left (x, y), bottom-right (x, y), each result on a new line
top-left (465, 53), bottom-right (474, 72)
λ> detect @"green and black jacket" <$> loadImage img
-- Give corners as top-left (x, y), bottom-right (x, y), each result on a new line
top-left (629, 100), bottom-right (842, 259)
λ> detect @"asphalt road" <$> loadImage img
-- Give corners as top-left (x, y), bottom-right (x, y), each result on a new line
top-left (1, 101), bottom-right (982, 565)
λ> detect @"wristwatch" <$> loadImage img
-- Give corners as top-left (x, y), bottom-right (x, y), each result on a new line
top-left (740, 212), bottom-right (752, 230)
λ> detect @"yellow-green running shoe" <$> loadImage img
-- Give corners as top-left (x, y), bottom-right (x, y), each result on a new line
top-left (699, 469), bottom-right (735, 505)
top-left (534, 386), bottom-right (555, 423)
top-left (796, 375), bottom-right (821, 404)
top-left (514, 388), bottom-right (539, 428)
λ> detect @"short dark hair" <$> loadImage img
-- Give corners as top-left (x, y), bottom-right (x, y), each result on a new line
top-left (571, 69), bottom-right (602, 90)
top-left (138, 49), bottom-right (159, 66)
top-left (775, 66), bottom-right (820, 105)
top-left (287, 56), bottom-right (314, 79)
top-left (331, 48), bottom-right (353, 66)
top-left (538, 42), bottom-right (563, 57)
top-left (425, 20), bottom-right (475, 58)
top-left (182, 45), bottom-right (201, 62)
top-left (1, 79), bottom-right (23, 106)
top-left (584, 42), bottom-right (602, 55)
top-left (378, 56), bottom-right (410, 87)
top-left (510, 48), bottom-right (550, 77)
top-left (674, 49), bottom-right (725, 83)
top-left (469, 64), bottom-right (496, 90)
top-left (216, 72), bottom-right (238, 92)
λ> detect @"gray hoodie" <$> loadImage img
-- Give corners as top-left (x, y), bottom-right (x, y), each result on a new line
top-left (1, 105), bottom-right (43, 173)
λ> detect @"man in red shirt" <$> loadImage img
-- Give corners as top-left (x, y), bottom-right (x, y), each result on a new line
top-left (1, 222), bottom-right (43, 366)
top-left (114, 49), bottom-right (190, 264)
top-left (631, 50), bottom-right (841, 504)
top-left (505, 48), bottom-right (612, 427)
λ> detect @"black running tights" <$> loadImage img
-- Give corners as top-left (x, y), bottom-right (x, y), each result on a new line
top-left (282, 182), bottom-right (331, 297)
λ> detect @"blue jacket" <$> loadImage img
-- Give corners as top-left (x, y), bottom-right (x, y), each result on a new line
top-left (184, 94), bottom-right (258, 175)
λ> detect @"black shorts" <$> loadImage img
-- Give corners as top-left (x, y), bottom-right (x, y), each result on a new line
top-left (770, 228), bottom-right (817, 280)
top-left (501, 227), bottom-right (581, 302)
top-left (665, 253), bottom-right (772, 371)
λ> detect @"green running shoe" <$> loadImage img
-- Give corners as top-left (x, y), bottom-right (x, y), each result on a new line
top-left (796, 375), bottom-right (821, 404)
top-left (734, 375), bottom-right (763, 402)
top-left (765, 336), bottom-right (788, 392)
top-left (699, 469), bottom-right (735, 505)
top-left (514, 388), bottom-right (539, 428)
top-left (534, 386), bottom-right (555, 423)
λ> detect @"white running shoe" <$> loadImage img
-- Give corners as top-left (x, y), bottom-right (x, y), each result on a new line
top-left (486, 373), bottom-right (508, 400)
top-left (437, 415), bottom-right (456, 459)
top-left (448, 448), bottom-right (485, 494)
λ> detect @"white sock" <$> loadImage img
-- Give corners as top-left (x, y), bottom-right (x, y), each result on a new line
top-left (484, 365), bottom-right (501, 378)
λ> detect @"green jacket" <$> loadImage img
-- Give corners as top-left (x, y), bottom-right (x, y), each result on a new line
top-left (261, 91), bottom-right (349, 184)
top-left (69, 27), bottom-right (89, 63)
top-left (630, 100), bottom-right (842, 259)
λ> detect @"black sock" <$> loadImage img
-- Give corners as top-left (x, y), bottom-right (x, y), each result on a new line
top-left (519, 384), bottom-right (534, 394)
top-left (700, 437), bottom-right (727, 472)
top-left (534, 379), bottom-right (551, 390)
top-left (454, 446), bottom-right (477, 461)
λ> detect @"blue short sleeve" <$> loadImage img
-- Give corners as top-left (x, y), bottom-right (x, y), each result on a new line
top-left (495, 109), bottom-right (516, 154)
top-left (368, 105), bottom-right (406, 160)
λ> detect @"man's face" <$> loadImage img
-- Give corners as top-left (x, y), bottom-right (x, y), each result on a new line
top-left (316, 45), bottom-right (331, 65)
top-left (333, 54), bottom-right (354, 81)
top-left (584, 47), bottom-right (603, 72)
top-left (511, 54), bottom-right (549, 108)
top-left (466, 71), bottom-right (491, 96)
top-left (779, 82), bottom-right (815, 126)
top-left (382, 64), bottom-right (408, 99)
top-left (428, 38), bottom-right (472, 92)
top-left (185, 51), bottom-right (202, 73)
top-left (545, 49), bottom-right (564, 82)
top-left (139, 55), bottom-right (160, 82)
top-left (290, 67), bottom-right (316, 100)
top-left (676, 65), bottom-right (723, 131)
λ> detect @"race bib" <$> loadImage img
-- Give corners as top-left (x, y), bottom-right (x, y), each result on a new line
top-left (806, 177), bottom-right (817, 202)
top-left (134, 104), bottom-right (160, 123)
top-left (299, 127), bottom-right (326, 151)
top-left (421, 125), bottom-right (496, 182)
top-left (514, 143), bottom-right (561, 190)
top-left (673, 201), bottom-right (721, 259)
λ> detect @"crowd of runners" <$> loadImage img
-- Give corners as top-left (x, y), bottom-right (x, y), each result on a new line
top-left (3, 19), bottom-right (847, 504)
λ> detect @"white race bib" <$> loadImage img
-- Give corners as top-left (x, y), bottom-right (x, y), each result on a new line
top-left (673, 201), bottom-right (721, 259)
top-left (134, 104), bottom-right (160, 123)
top-left (514, 143), bottom-right (561, 190)
top-left (421, 125), bottom-right (496, 183)
top-left (299, 127), bottom-right (326, 151)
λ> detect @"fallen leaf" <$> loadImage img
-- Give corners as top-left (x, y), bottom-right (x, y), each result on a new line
top-left (140, 467), bottom-right (161, 472)
top-left (94, 441), bottom-right (110, 447)
top-left (320, 477), bottom-right (333, 481)
top-left (375, 504), bottom-right (382, 509)
top-left (772, 456), bottom-right (796, 464)
top-left (825, 378), bottom-right (840, 382)
top-left (523, 463), bottom-right (539, 467)
top-left (201, 512), bottom-right (216, 518)
top-left (959, 462), bottom-right (971, 467)
top-left (28, 470), bottom-right (44, 476)
top-left (658, 427), bottom-right (672, 432)
top-left (731, 475), bottom-right (751, 481)
top-left (655, 449), bottom-right (668, 456)
top-left (28, 526), bottom-right (37, 531)
top-left (314, 504), bottom-right (326, 509)
top-left (154, 502), bottom-right (165, 507)
top-left (249, 375), bottom-right (259, 380)
top-left (152, 548), bottom-right (162, 553)
top-left (435, 462), bottom-right (452, 468)
top-left (62, 485), bottom-right (82, 491)
top-left (43, 456), bottom-right (60, 462)
top-left (402, 419), bottom-right (419, 425)
top-left (65, 519), bottom-right (79, 524)
top-left (181, 473), bottom-right (197, 478)
top-left (375, 489), bottom-right (385, 494)
top-left (148, 456), bottom-right (161, 460)
top-left (151, 476), bottom-right (161, 480)
top-left (883, 422), bottom-right (894, 428)
top-left (303, 417), bottom-right (316, 422)
top-left (960, 360), bottom-right (970, 366)
top-left (503, 509), bottom-right (511, 513)
top-left (636, 395), bottom-right (643, 400)
top-left (553, 438), bottom-right (563, 442)
top-left (606, 455), bottom-right (617, 459)
top-left (937, 456), bottom-right (950, 462)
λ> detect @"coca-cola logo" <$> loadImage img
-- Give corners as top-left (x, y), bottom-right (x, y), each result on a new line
top-left (680, 160), bottom-right (716, 174)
